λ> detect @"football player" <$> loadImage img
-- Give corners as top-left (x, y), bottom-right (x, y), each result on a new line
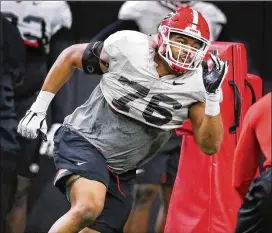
top-left (17, 7), bottom-right (228, 233)
top-left (90, 2), bottom-right (227, 233)
top-left (1, 1), bottom-right (72, 233)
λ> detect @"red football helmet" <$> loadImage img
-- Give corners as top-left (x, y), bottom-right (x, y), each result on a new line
top-left (158, 7), bottom-right (210, 73)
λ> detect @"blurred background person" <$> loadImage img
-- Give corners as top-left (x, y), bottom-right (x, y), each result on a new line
top-left (0, 13), bottom-right (26, 233)
top-left (232, 92), bottom-right (272, 233)
top-left (0, 1), bottom-right (72, 233)
top-left (88, 1), bottom-right (227, 233)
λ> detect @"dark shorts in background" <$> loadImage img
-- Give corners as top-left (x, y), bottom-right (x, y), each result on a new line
top-left (15, 92), bottom-right (42, 179)
top-left (235, 167), bottom-right (272, 233)
top-left (53, 126), bottom-right (136, 233)
top-left (136, 133), bottom-right (181, 186)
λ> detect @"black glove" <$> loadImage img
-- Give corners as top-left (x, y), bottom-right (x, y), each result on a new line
top-left (202, 49), bottom-right (229, 94)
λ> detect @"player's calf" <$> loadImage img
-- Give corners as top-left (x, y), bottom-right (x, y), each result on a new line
top-left (12, 176), bottom-right (32, 207)
top-left (5, 175), bottom-right (32, 233)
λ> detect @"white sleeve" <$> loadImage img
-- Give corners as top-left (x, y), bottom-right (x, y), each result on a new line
top-left (51, 1), bottom-right (72, 35)
top-left (101, 32), bottom-right (122, 59)
top-left (101, 31), bottom-right (148, 73)
top-left (100, 31), bottom-right (126, 71)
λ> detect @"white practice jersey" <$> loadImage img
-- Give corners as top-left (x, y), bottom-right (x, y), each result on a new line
top-left (100, 30), bottom-right (206, 130)
top-left (64, 30), bottom-right (207, 173)
top-left (1, 1), bottom-right (72, 52)
top-left (118, 1), bottom-right (227, 41)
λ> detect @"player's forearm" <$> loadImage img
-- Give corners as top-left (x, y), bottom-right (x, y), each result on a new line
top-left (196, 114), bottom-right (224, 155)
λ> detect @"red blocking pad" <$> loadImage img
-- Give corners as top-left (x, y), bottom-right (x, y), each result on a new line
top-left (167, 42), bottom-right (263, 233)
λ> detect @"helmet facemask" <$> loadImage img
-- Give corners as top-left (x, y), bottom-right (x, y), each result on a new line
top-left (158, 26), bottom-right (210, 73)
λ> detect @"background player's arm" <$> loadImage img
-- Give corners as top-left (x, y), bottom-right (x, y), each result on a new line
top-left (232, 109), bottom-right (261, 199)
top-left (91, 20), bottom-right (139, 42)
top-left (189, 102), bottom-right (223, 155)
top-left (42, 42), bottom-right (108, 94)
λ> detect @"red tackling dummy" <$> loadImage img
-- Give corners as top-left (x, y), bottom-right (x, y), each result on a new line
top-left (165, 42), bottom-right (263, 233)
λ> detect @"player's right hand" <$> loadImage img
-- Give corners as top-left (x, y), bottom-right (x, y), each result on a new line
top-left (17, 110), bottom-right (47, 139)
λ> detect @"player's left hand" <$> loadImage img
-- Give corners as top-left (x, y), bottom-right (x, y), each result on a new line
top-left (39, 123), bottom-right (62, 157)
top-left (202, 49), bottom-right (229, 94)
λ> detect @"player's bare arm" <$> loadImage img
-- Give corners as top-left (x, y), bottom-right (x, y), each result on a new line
top-left (42, 42), bottom-right (108, 94)
top-left (17, 41), bottom-right (108, 139)
top-left (189, 102), bottom-right (223, 155)
top-left (189, 50), bottom-right (228, 155)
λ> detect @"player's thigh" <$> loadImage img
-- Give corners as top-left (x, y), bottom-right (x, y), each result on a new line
top-left (53, 126), bottom-right (111, 217)
top-left (67, 175), bottom-right (107, 218)
top-left (53, 125), bottom-right (110, 193)
top-left (89, 169), bottom-right (136, 233)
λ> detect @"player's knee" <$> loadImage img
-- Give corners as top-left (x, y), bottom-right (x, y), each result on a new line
top-left (72, 200), bottom-right (104, 224)
top-left (135, 184), bottom-right (160, 205)
top-left (67, 175), bottom-right (106, 224)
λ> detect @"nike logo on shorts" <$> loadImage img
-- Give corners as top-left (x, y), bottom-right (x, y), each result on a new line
top-left (76, 161), bottom-right (87, 166)
top-left (136, 169), bottom-right (145, 174)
